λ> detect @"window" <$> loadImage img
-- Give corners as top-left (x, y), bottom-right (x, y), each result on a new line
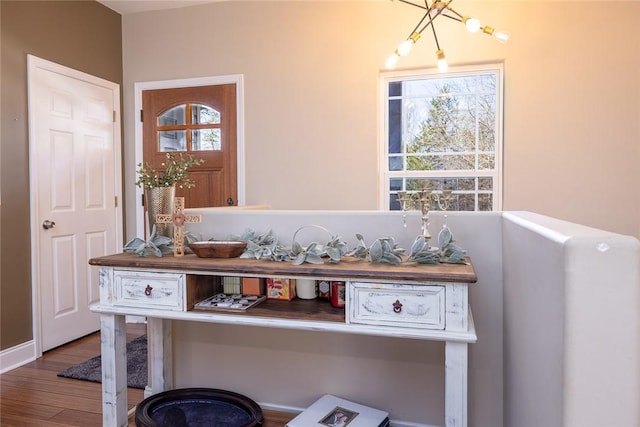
top-left (157, 103), bottom-right (221, 152)
top-left (381, 65), bottom-right (503, 211)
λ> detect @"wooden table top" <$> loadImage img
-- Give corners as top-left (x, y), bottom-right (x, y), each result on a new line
top-left (90, 252), bottom-right (477, 283)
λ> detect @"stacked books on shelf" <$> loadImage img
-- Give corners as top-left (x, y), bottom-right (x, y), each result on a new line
top-left (287, 394), bottom-right (389, 427)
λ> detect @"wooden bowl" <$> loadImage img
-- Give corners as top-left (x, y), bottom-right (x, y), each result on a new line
top-left (189, 241), bottom-right (247, 258)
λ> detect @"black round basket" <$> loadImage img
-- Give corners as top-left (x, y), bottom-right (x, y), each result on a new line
top-left (135, 388), bottom-right (264, 427)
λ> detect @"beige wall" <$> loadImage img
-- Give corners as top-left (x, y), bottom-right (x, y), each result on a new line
top-left (0, 1), bottom-right (122, 350)
top-left (121, 1), bottom-right (640, 242)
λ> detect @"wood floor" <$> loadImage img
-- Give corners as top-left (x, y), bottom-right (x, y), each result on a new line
top-left (0, 323), bottom-right (294, 426)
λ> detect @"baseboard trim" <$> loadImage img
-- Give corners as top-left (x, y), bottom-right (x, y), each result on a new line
top-left (257, 401), bottom-right (438, 427)
top-left (0, 339), bottom-right (36, 374)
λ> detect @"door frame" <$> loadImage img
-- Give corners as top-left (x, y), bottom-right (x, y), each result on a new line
top-left (27, 55), bottom-right (123, 357)
top-left (134, 75), bottom-right (245, 238)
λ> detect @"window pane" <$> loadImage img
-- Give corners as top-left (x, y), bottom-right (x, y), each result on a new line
top-left (406, 154), bottom-right (476, 171)
top-left (478, 177), bottom-right (493, 190)
top-left (159, 130), bottom-right (186, 151)
top-left (479, 194), bottom-right (493, 211)
top-left (158, 105), bottom-right (186, 126)
top-left (389, 156), bottom-right (403, 171)
top-left (192, 129), bottom-right (221, 151)
top-left (388, 99), bottom-right (402, 154)
top-left (390, 178), bottom-right (403, 192)
top-left (450, 193), bottom-right (476, 211)
top-left (389, 192), bottom-right (401, 211)
top-left (389, 81), bottom-right (402, 97)
top-left (450, 178), bottom-right (475, 191)
top-left (192, 104), bottom-right (220, 125)
top-left (479, 154), bottom-right (495, 170)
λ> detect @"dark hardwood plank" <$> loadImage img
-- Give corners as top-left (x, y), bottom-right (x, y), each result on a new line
top-left (0, 323), bottom-right (295, 427)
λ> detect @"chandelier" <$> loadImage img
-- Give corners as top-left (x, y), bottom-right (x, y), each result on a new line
top-left (386, 0), bottom-right (509, 71)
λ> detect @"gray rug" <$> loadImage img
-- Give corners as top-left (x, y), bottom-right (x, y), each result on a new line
top-left (57, 335), bottom-right (147, 389)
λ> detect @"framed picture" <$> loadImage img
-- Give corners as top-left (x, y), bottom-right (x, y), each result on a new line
top-left (319, 406), bottom-right (359, 427)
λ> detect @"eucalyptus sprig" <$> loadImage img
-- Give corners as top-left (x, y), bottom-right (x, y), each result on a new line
top-left (123, 226), bottom-right (173, 257)
top-left (437, 226), bottom-right (467, 264)
top-left (407, 226), bottom-right (467, 264)
top-left (346, 234), bottom-right (405, 265)
top-left (234, 229), bottom-right (290, 262)
top-left (290, 225), bottom-right (349, 265)
top-left (324, 234), bottom-right (349, 263)
top-left (407, 235), bottom-right (440, 264)
top-left (291, 241), bottom-right (325, 265)
top-left (135, 152), bottom-right (204, 190)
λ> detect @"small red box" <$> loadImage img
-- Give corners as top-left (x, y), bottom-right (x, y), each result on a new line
top-left (242, 277), bottom-right (266, 296)
top-left (266, 278), bottom-right (296, 300)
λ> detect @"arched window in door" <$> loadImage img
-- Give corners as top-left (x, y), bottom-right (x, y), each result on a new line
top-left (158, 103), bottom-right (222, 152)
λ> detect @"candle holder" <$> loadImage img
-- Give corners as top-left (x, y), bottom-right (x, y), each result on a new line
top-left (416, 185), bottom-right (433, 240)
top-left (397, 183), bottom-right (453, 242)
top-left (433, 189), bottom-right (453, 211)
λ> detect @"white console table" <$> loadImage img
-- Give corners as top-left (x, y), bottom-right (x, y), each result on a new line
top-left (89, 253), bottom-right (477, 427)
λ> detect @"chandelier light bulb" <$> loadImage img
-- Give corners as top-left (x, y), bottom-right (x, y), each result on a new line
top-left (492, 29), bottom-right (510, 43)
top-left (482, 26), bottom-right (509, 43)
top-left (385, 53), bottom-right (400, 69)
top-left (436, 49), bottom-right (448, 72)
top-left (463, 17), bottom-right (481, 33)
top-left (397, 39), bottom-right (414, 57)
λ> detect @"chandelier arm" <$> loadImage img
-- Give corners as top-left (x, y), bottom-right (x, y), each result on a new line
top-left (417, 3), bottom-right (445, 35)
top-left (441, 6), bottom-right (463, 22)
top-left (408, 12), bottom-right (433, 37)
top-left (430, 20), bottom-right (442, 50)
top-left (441, 14), bottom-right (463, 23)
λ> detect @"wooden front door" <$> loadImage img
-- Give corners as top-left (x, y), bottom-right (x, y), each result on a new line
top-left (142, 84), bottom-right (237, 208)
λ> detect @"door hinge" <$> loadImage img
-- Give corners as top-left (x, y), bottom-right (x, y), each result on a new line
top-left (114, 196), bottom-right (118, 207)
top-left (140, 109), bottom-right (143, 122)
top-left (113, 110), bottom-right (117, 123)
top-left (142, 194), bottom-right (145, 207)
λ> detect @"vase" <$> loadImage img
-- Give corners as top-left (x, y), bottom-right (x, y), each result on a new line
top-left (146, 186), bottom-right (175, 238)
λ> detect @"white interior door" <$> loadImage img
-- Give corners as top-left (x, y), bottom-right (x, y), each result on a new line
top-left (28, 56), bottom-right (122, 352)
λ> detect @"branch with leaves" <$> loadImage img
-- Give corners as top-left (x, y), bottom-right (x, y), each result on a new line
top-left (135, 152), bottom-right (204, 190)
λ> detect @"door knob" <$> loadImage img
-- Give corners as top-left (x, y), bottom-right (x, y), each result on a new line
top-left (226, 197), bottom-right (234, 206)
top-left (42, 220), bottom-right (56, 230)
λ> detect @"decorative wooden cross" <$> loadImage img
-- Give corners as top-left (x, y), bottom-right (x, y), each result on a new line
top-left (155, 197), bottom-right (202, 257)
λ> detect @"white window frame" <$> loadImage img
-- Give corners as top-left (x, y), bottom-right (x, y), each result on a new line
top-left (378, 64), bottom-right (504, 211)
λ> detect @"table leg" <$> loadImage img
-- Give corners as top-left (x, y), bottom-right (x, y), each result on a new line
top-left (445, 341), bottom-right (468, 427)
top-left (100, 314), bottom-right (128, 427)
top-left (145, 317), bottom-right (173, 398)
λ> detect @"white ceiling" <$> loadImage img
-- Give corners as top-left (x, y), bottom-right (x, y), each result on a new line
top-left (97, 0), bottom-right (222, 15)
top-left (97, 0), bottom-right (367, 15)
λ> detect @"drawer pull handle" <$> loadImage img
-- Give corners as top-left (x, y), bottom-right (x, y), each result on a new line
top-left (144, 285), bottom-right (153, 296)
top-left (393, 299), bottom-right (403, 313)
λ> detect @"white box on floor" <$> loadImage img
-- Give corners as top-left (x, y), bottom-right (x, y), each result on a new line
top-left (287, 394), bottom-right (389, 427)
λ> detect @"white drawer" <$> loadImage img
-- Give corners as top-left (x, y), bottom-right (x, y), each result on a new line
top-left (113, 270), bottom-right (185, 310)
top-left (347, 282), bottom-right (445, 329)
